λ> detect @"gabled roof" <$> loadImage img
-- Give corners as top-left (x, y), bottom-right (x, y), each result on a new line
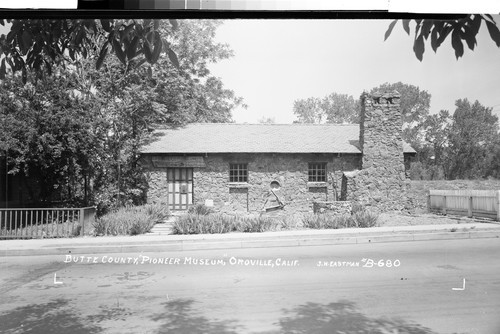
top-left (141, 123), bottom-right (416, 154)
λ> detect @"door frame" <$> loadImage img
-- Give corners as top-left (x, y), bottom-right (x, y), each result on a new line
top-left (167, 167), bottom-right (194, 211)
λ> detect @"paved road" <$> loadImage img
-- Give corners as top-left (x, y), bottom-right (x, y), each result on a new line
top-left (1, 238), bottom-right (499, 334)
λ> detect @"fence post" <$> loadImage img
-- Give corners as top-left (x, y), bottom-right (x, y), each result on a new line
top-left (468, 196), bottom-right (473, 218)
top-left (79, 208), bottom-right (85, 236)
top-left (496, 191), bottom-right (500, 222)
top-left (442, 195), bottom-right (447, 215)
top-left (427, 190), bottom-right (431, 213)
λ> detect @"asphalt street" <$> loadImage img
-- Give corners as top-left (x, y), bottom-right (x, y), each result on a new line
top-left (1, 238), bottom-right (499, 334)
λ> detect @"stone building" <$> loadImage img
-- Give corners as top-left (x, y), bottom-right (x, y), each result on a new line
top-left (141, 92), bottom-right (414, 213)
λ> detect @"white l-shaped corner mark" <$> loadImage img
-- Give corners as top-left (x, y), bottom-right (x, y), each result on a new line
top-left (54, 273), bottom-right (63, 285)
top-left (452, 278), bottom-right (466, 291)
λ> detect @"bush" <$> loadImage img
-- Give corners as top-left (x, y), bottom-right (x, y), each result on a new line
top-left (187, 204), bottom-right (214, 216)
top-left (303, 212), bottom-right (354, 229)
top-left (409, 161), bottom-right (446, 181)
top-left (93, 185), bottom-right (147, 217)
top-left (172, 213), bottom-right (235, 234)
top-left (348, 203), bottom-right (379, 228)
top-left (171, 207), bottom-right (379, 235)
top-left (234, 215), bottom-right (280, 233)
top-left (335, 213), bottom-right (356, 228)
top-left (351, 202), bottom-right (366, 215)
top-left (142, 203), bottom-right (170, 223)
top-left (352, 210), bottom-right (379, 228)
top-left (302, 206), bottom-right (379, 229)
top-left (172, 212), bottom-right (282, 234)
top-left (93, 204), bottom-right (164, 236)
top-left (279, 214), bottom-right (304, 230)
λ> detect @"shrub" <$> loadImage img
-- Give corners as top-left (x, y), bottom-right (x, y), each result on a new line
top-left (409, 162), bottom-right (446, 181)
top-left (302, 212), bottom-right (353, 229)
top-left (187, 204), bottom-right (214, 216)
top-left (409, 161), bottom-right (427, 180)
top-left (302, 213), bottom-right (326, 229)
top-left (351, 202), bottom-right (366, 214)
top-left (172, 212), bottom-right (282, 234)
top-left (172, 213), bottom-right (235, 234)
top-left (142, 203), bottom-right (170, 223)
top-left (335, 213), bottom-right (356, 228)
top-left (234, 215), bottom-right (280, 233)
top-left (351, 210), bottom-right (379, 228)
top-left (279, 214), bottom-right (304, 230)
top-left (302, 209), bottom-right (378, 230)
top-left (348, 203), bottom-right (379, 227)
top-left (93, 205), bottom-right (158, 236)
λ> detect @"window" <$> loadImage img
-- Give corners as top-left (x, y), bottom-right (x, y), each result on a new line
top-left (308, 163), bottom-right (327, 182)
top-left (229, 163), bottom-right (248, 182)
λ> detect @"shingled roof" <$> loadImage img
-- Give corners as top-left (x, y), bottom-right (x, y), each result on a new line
top-left (141, 123), bottom-right (416, 154)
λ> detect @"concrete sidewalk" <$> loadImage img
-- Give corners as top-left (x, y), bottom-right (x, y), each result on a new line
top-left (1, 222), bottom-right (500, 256)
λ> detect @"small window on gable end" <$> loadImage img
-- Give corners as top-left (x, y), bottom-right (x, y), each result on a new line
top-left (308, 163), bottom-right (327, 182)
top-left (229, 163), bottom-right (248, 182)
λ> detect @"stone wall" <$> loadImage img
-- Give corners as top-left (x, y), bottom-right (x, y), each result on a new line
top-left (341, 91), bottom-right (409, 211)
top-left (313, 201), bottom-right (352, 215)
top-left (143, 166), bottom-right (169, 204)
top-left (194, 153), bottom-right (360, 214)
top-left (144, 153), bottom-right (360, 214)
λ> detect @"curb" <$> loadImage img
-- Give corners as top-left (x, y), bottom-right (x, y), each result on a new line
top-left (2, 228), bottom-right (500, 257)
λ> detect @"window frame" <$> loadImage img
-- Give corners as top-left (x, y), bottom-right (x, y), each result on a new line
top-left (308, 162), bottom-right (327, 182)
top-left (229, 163), bottom-right (248, 183)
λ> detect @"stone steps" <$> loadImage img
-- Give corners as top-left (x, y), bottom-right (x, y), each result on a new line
top-left (147, 223), bottom-right (174, 235)
top-left (147, 215), bottom-right (180, 235)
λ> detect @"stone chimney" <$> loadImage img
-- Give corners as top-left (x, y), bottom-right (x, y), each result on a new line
top-left (341, 91), bottom-right (408, 211)
top-left (359, 91), bottom-right (405, 171)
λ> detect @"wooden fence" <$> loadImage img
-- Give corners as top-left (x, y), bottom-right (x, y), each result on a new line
top-left (428, 190), bottom-right (500, 221)
top-left (0, 207), bottom-right (96, 239)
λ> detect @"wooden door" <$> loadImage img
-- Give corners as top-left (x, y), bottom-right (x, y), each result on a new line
top-left (167, 168), bottom-right (193, 211)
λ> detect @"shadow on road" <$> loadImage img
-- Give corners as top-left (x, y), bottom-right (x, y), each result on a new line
top-left (150, 298), bottom-right (241, 334)
top-left (0, 299), bottom-right (102, 334)
top-left (149, 298), bottom-right (453, 334)
top-left (263, 300), bottom-right (449, 334)
top-left (0, 298), bottom-right (464, 334)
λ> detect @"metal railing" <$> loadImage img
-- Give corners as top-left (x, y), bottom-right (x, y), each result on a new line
top-left (428, 190), bottom-right (500, 221)
top-left (0, 207), bottom-right (96, 239)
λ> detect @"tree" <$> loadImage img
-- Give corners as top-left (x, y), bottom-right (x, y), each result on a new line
top-left (407, 109), bottom-right (452, 180)
top-left (78, 20), bottom-right (243, 211)
top-left (293, 93), bottom-right (360, 124)
top-left (483, 139), bottom-right (500, 179)
top-left (422, 109), bottom-right (451, 169)
top-left (2, 16), bottom-right (499, 80)
top-left (293, 97), bottom-right (324, 123)
top-left (258, 116), bottom-right (276, 124)
top-left (0, 72), bottom-right (102, 204)
top-left (0, 19), bottom-right (179, 82)
top-left (322, 93), bottom-right (360, 124)
top-left (385, 15), bottom-right (500, 61)
top-left (445, 99), bottom-right (499, 179)
top-left (0, 20), bottom-right (244, 211)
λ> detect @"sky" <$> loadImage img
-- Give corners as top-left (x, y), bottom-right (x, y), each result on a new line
top-left (207, 18), bottom-right (500, 124)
